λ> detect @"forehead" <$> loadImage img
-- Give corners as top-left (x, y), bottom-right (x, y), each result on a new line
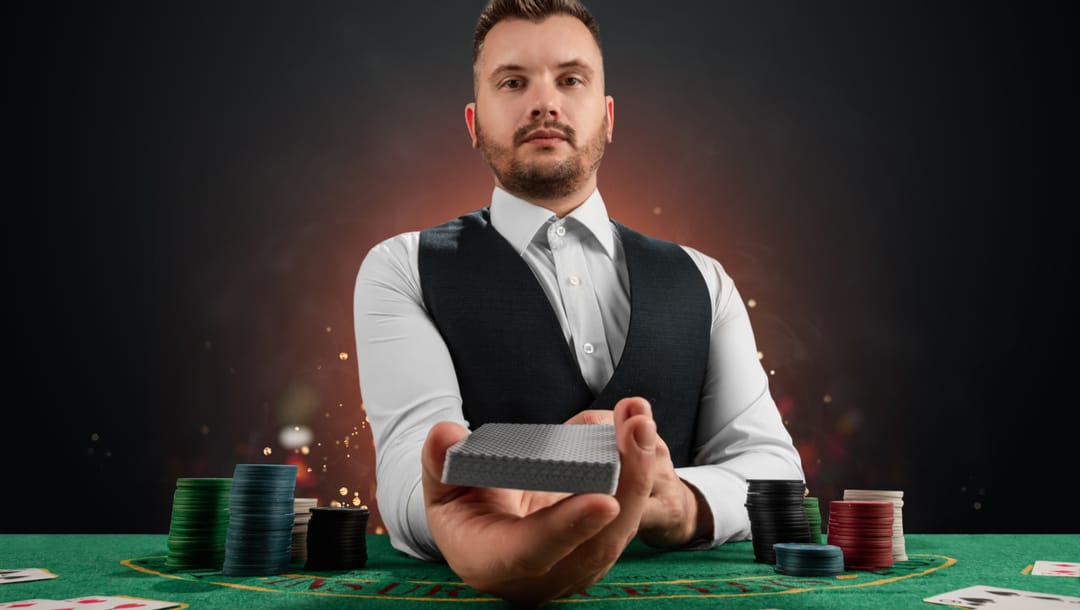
top-left (477, 14), bottom-right (603, 76)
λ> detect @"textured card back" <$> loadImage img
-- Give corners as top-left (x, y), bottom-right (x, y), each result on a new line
top-left (442, 423), bottom-right (620, 494)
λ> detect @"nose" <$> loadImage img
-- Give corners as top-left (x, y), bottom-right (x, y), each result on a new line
top-left (529, 81), bottom-right (560, 122)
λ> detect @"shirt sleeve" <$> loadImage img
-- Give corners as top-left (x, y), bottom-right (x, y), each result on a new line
top-left (353, 231), bottom-right (466, 561)
top-left (674, 246), bottom-right (806, 547)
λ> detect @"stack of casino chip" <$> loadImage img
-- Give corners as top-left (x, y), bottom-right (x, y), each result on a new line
top-left (804, 496), bottom-right (823, 544)
top-left (165, 477), bottom-right (232, 570)
top-left (304, 507), bottom-right (370, 571)
top-left (843, 489), bottom-right (907, 561)
top-left (222, 464), bottom-right (298, 576)
top-left (773, 542), bottom-right (845, 576)
top-left (291, 497), bottom-right (318, 565)
top-left (827, 500), bottom-right (894, 570)
top-left (745, 479), bottom-right (811, 564)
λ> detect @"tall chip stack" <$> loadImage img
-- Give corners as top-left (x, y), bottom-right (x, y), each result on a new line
top-left (222, 464), bottom-right (298, 576)
top-left (843, 489), bottom-right (907, 561)
top-left (745, 479), bottom-right (811, 564)
top-left (165, 477), bottom-right (232, 570)
top-left (827, 500), bottom-right (894, 570)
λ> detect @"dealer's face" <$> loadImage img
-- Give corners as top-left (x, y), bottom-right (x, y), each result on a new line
top-left (466, 14), bottom-right (614, 202)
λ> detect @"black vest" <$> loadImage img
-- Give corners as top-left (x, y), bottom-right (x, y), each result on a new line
top-left (418, 208), bottom-right (710, 467)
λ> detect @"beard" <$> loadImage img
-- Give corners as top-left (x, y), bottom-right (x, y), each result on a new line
top-left (475, 113), bottom-right (608, 201)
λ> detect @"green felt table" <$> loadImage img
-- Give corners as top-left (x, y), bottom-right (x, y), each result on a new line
top-left (2, 534), bottom-right (1077, 609)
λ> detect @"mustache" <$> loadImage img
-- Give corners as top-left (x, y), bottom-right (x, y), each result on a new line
top-left (513, 121), bottom-right (576, 147)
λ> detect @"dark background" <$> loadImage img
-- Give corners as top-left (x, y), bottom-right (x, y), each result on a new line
top-left (10, 1), bottom-right (1072, 536)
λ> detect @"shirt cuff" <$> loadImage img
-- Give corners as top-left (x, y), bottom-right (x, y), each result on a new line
top-left (675, 465), bottom-right (753, 549)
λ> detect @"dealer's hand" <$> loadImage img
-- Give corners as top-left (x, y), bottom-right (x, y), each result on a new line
top-left (421, 399), bottom-right (658, 607)
top-left (566, 398), bottom-right (714, 548)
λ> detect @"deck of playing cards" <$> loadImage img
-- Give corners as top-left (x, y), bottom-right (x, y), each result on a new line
top-left (442, 423), bottom-right (620, 494)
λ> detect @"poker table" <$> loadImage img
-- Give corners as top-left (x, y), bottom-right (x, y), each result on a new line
top-left (2, 533), bottom-right (1077, 609)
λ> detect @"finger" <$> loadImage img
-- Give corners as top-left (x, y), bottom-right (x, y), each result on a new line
top-left (543, 410), bottom-right (658, 586)
top-left (564, 409), bottom-right (615, 425)
top-left (613, 396), bottom-right (651, 424)
top-left (421, 421), bottom-right (471, 507)
top-left (504, 492), bottom-right (620, 574)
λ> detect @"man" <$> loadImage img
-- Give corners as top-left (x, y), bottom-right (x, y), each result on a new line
top-left (353, 0), bottom-right (804, 605)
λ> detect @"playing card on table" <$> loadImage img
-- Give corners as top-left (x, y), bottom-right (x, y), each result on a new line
top-left (0, 569), bottom-right (58, 585)
top-left (0, 602), bottom-right (74, 609)
top-left (1033, 561), bottom-right (1080, 577)
top-left (57, 597), bottom-right (180, 610)
top-left (924, 585), bottom-right (1080, 608)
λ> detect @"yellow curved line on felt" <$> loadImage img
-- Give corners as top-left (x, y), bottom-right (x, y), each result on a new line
top-left (120, 553), bottom-right (957, 604)
top-left (1022, 564), bottom-right (1033, 575)
top-left (547, 554), bottom-right (959, 603)
top-left (120, 557), bottom-right (501, 603)
top-left (112, 562), bottom-right (192, 609)
top-left (278, 572), bottom-right (466, 586)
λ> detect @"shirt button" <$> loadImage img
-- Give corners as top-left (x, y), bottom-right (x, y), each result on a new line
top-left (555, 225), bottom-right (566, 237)
top-left (583, 342), bottom-right (595, 355)
top-left (569, 275), bottom-right (580, 286)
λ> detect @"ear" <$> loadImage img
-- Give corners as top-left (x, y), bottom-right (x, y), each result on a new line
top-left (464, 102), bottom-right (479, 148)
top-left (605, 95), bottom-right (615, 143)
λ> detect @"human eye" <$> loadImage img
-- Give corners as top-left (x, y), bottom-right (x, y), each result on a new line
top-left (561, 76), bottom-right (584, 87)
top-left (499, 78), bottom-right (524, 90)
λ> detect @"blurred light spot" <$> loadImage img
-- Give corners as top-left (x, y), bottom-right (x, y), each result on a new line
top-left (263, 446), bottom-right (272, 456)
top-left (91, 433), bottom-right (99, 442)
top-left (973, 501), bottom-right (982, 510)
top-left (339, 487), bottom-right (349, 496)
top-left (200, 425), bottom-right (210, 435)
top-left (823, 394), bottom-right (833, 404)
top-left (747, 298), bottom-right (757, 308)
top-left (204, 340), bottom-right (213, 350)
top-left (769, 369), bottom-right (775, 375)
top-left (375, 526), bottom-right (385, 534)
top-left (757, 351), bottom-right (764, 360)
top-left (653, 206), bottom-right (662, 215)
top-left (339, 352), bottom-right (349, 361)
top-left (279, 425), bottom-right (313, 449)
top-left (301, 446), bottom-right (310, 455)
top-left (325, 326), bottom-right (332, 333)
top-left (352, 496), bottom-right (363, 507)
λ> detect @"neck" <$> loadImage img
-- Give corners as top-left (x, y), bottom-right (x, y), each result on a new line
top-left (500, 174), bottom-right (598, 218)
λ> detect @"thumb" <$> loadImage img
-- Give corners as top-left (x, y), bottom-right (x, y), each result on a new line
top-left (421, 421), bottom-right (470, 506)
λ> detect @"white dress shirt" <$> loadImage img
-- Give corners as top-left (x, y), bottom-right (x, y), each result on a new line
top-left (353, 186), bottom-right (805, 560)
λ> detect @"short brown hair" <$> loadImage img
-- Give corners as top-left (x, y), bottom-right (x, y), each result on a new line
top-left (472, 0), bottom-right (602, 65)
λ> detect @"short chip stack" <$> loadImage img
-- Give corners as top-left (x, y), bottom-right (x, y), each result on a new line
top-left (827, 500), bottom-right (894, 570)
top-left (746, 479), bottom-right (811, 564)
top-left (165, 477), bottom-right (231, 570)
top-left (804, 496), bottom-right (823, 544)
top-left (773, 542), bottom-right (845, 576)
top-left (843, 489), bottom-right (906, 561)
top-left (291, 497), bottom-right (318, 565)
top-left (304, 507), bottom-right (370, 571)
top-left (222, 464), bottom-right (298, 576)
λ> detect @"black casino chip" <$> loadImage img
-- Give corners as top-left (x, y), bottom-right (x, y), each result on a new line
top-left (304, 507), bottom-right (370, 571)
top-left (745, 479), bottom-right (811, 564)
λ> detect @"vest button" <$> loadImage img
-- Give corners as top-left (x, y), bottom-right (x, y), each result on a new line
top-left (582, 342), bottom-right (595, 355)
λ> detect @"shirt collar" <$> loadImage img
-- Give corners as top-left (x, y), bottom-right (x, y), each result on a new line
top-left (489, 186), bottom-right (616, 258)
